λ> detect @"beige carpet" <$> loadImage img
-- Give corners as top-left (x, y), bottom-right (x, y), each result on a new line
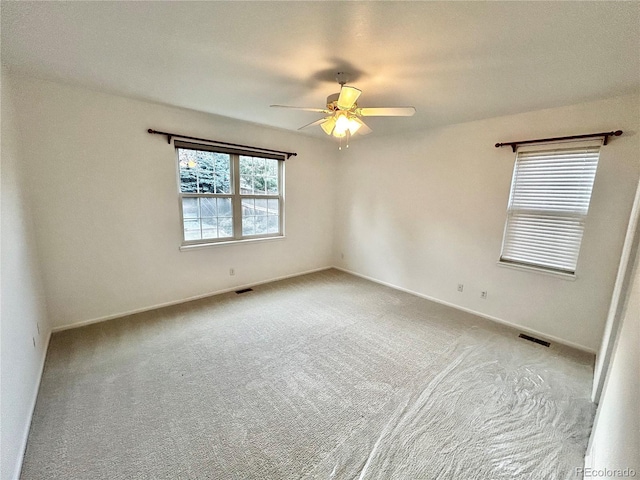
top-left (21, 269), bottom-right (595, 479)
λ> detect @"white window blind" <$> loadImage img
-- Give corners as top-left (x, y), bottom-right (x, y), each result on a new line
top-left (500, 145), bottom-right (600, 275)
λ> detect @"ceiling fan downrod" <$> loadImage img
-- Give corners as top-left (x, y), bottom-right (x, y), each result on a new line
top-left (335, 71), bottom-right (349, 86)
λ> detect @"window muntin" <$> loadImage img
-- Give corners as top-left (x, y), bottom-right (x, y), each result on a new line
top-left (176, 142), bottom-right (283, 245)
top-left (499, 145), bottom-right (600, 275)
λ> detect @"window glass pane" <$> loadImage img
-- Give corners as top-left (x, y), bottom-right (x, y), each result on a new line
top-left (267, 215), bottom-right (279, 234)
top-left (266, 177), bottom-right (278, 195)
top-left (218, 217), bottom-right (233, 237)
top-left (258, 158), bottom-right (278, 194)
top-left (258, 178), bottom-right (268, 194)
top-left (240, 156), bottom-right (254, 174)
top-left (201, 217), bottom-right (216, 229)
top-left (178, 149), bottom-right (199, 193)
top-left (255, 159), bottom-right (267, 193)
top-left (267, 199), bottom-right (279, 215)
top-left (184, 219), bottom-right (201, 241)
top-left (254, 199), bottom-right (268, 216)
top-left (255, 215), bottom-right (268, 235)
top-left (201, 218), bottom-right (218, 239)
top-left (242, 198), bottom-right (255, 215)
top-left (240, 156), bottom-right (253, 194)
top-left (178, 148), bottom-right (230, 194)
top-left (182, 198), bottom-right (199, 219)
top-left (242, 216), bottom-right (256, 236)
top-left (202, 229), bottom-right (217, 239)
top-left (183, 197), bottom-right (235, 241)
top-left (217, 198), bottom-right (232, 217)
top-left (240, 176), bottom-right (253, 194)
top-left (267, 160), bottom-right (278, 176)
top-left (254, 158), bottom-right (266, 194)
top-left (196, 150), bottom-right (216, 193)
top-left (240, 156), bottom-right (279, 195)
top-left (214, 153), bottom-right (231, 194)
top-left (200, 198), bottom-right (216, 217)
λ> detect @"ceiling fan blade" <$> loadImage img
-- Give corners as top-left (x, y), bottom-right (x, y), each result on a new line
top-left (337, 86), bottom-right (362, 110)
top-left (358, 107), bottom-right (416, 117)
top-left (320, 117), bottom-right (337, 136)
top-left (271, 105), bottom-right (330, 113)
top-left (353, 117), bottom-right (373, 135)
top-left (298, 117), bottom-right (330, 131)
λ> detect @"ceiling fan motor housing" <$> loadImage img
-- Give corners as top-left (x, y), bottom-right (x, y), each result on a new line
top-left (326, 93), bottom-right (340, 110)
top-left (335, 71), bottom-right (349, 85)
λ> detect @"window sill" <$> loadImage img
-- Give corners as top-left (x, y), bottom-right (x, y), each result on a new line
top-left (497, 260), bottom-right (577, 281)
top-left (180, 235), bottom-right (286, 251)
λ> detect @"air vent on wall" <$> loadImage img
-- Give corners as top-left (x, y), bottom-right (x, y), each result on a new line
top-left (519, 333), bottom-right (550, 347)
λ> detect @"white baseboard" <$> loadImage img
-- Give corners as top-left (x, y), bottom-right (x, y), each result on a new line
top-left (52, 266), bottom-right (332, 333)
top-left (52, 264), bottom-right (595, 354)
top-left (13, 329), bottom-right (52, 480)
top-left (333, 266), bottom-right (596, 354)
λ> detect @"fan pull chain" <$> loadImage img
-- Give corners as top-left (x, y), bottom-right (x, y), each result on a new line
top-left (338, 131), bottom-right (351, 151)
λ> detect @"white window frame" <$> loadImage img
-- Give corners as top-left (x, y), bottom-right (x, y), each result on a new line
top-left (175, 141), bottom-right (285, 248)
top-left (498, 143), bottom-right (601, 277)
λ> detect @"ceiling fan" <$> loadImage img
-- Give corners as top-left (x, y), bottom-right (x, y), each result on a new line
top-left (271, 72), bottom-right (416, 142)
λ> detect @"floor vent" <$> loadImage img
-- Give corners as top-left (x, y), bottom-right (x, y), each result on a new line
top-left (519, 333), bottom-right (550, 347)
top-left (235, 288), bottom-right (254, 294)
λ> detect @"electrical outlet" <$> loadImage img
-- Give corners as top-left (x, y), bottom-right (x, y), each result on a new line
top-left (457, 284), bottom-right (464, 292)
top-left (229, 268), bottom-right (235, 276)
top-left (481, 291), bottom-right (488, 299)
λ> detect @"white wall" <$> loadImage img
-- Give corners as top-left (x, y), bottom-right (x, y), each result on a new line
top-left (10, 75), bottom-right (337, 329)
top-left (334, 94), bottom-right (640, 352)
top-left (585, 220), bottom-right (640, 475)
top-left (1, 73), bottom-right (51, 480)
top-left (593, 179), bottom-right (640, 400)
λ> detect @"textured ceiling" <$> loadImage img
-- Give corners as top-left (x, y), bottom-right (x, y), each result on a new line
top-left (2, 2), bottom-right (639, 140)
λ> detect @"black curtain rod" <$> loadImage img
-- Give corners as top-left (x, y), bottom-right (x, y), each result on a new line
top-left (147, 129), bottom-right (297, 159)
top-left (495, 130), bottom-right (623, 152)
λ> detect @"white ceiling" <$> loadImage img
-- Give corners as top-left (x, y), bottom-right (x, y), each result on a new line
top-left (2, 1), bottom-right (639, 140)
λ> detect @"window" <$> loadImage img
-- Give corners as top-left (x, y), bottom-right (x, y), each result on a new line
top-left (176, 141), bottom-right (284, 246)
top-left (499, 144), bottom-right (600, 275)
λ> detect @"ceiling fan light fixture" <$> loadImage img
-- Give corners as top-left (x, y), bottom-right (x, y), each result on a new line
top-left (271, 71), bottom-right (416, 142)
top-left (332, 113), bottom-right (362, 138)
